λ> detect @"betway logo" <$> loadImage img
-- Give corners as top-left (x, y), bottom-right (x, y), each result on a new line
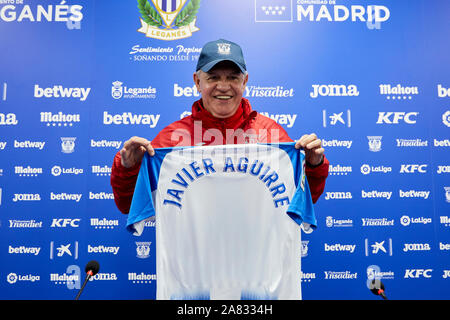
top-left (34, 85), bottom-right (90, 101)
top-left (361, 190), bottom-right (392, 200)
top-left (259, 112), bottom-right (297, 128)
top-left (14, 140), bottom-right (45, 150)
top-left (322, 139), bottom-right (352, 149)
top-left (324, 243), bottom-right (356, 253)
top-left (103, 111), bottom-right (160, 128)
top-left (434, 139), bottom-right (450, 147)
top-left (437, 84), bottom-right (450, 98)
top-left (174, 84), bottom-right (199, 97)
top-left (8, 246), bottom-right (41, 256)
top-left (399, 190), bottom-right (430, 200)
top-left (87, 245), bottom-right (119, 255)
top-left (90, 139), bottom-right (122, 149)
top-left (89, 192), bottom-right (114, 200)
top-left (377, 112), bottom-right (418, 124)
top-left (50, 192), bottom-right (82, 202)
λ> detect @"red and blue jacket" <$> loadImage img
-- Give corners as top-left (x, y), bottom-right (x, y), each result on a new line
top-left (111, 98), bottom-right (329, 214)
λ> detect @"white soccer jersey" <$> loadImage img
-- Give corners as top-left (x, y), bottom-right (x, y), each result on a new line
top-left (127, 143), bottom-right (316, 300)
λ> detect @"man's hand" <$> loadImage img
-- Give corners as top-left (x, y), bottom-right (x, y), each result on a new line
top-left (120, 136), bottom-right (155, 168)
top-left (295, 133), bottom-right (325, 166)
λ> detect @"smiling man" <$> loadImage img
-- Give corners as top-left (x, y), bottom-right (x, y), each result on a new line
top-left (111, 39), bottom-right (329, 214)
top-left (194, 62), bottom-right (247, 119)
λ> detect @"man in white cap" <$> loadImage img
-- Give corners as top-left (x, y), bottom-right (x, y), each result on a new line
top-left (111, 38), bottom-right (329, 214)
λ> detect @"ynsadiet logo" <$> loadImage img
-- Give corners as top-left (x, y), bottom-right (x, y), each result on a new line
top-left (396, 139), bottom-right (428, 147)
top-left (137, 0), bottom-right (200, 40)
top-left (246, 85), bottom-right (294, 98)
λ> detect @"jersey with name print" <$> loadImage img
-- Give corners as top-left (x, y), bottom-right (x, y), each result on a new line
top-left (127, 142), bottom-right (316, 300)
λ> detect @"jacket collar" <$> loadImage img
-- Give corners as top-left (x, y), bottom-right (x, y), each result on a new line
top-left (191, 98), bottom-right (257, 129)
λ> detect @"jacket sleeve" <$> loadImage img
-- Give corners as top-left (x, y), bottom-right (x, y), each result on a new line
top-left (305, 155), bottom-right (329, 203)
top-left (110, 151), bottom-right (141, 214)
top-left (110, 127), bottom-right (172, 214)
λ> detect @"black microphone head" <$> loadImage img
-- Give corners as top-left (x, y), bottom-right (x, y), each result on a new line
top-left (85, 260), bottom-right (100, 276)
top-left (369, 279), bottom-right (385, 296)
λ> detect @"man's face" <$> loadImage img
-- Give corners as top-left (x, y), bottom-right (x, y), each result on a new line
top-left (193, 62), bottom-right (248, 119)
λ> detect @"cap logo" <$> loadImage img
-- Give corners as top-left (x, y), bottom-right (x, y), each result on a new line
top-left (217, 43), bottom-right (231, 55)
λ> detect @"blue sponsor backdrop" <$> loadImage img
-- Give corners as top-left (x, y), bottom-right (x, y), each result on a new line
top-left (0, 0), bottom-right (449, 300)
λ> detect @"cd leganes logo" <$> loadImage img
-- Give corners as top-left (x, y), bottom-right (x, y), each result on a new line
top-left (137, 0), bottom-right (200, 40)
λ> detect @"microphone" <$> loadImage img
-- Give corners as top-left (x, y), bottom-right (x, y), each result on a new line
top-left (75, 260), bottom-right (100, 300)
top-left (369, 279), bottom-right (388, 300)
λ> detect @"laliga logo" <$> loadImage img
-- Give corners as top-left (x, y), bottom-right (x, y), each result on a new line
top-left (442, 111), bottom-right (450, 127)
top-left (137, 0), bottom-right (201, 41)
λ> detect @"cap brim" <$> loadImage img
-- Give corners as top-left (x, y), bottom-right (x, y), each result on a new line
top-left (200, 59), bottom-right (246, 73)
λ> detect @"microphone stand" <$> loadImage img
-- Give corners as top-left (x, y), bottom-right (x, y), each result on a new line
top-left (75, 270), bottom-right (93, 300)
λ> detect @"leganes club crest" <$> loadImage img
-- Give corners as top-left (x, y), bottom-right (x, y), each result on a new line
top-left (137, 0), bottom-right (200, 41)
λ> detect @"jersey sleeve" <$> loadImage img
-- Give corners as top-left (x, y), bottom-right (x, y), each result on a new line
top-left (286, 148), bottom-right (317, 232)
top-left (126, 153), bottom-right (156, 236)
